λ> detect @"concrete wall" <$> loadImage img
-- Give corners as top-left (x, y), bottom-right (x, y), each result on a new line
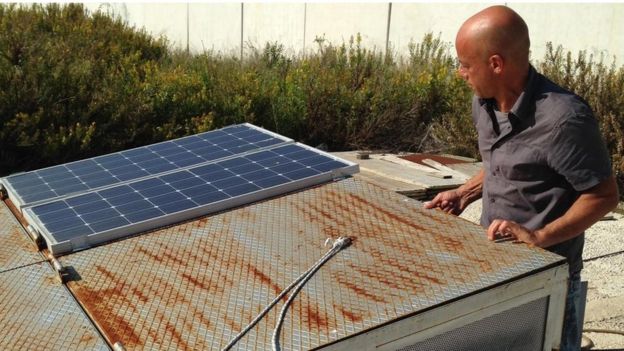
top-left (84, 2), bottom-right (624, 64)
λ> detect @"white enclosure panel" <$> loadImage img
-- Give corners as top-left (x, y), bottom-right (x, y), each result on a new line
top-left (305, 3), bottom-right (389, 53)
top-left (243, 3), bottom-right (306, 56)
top-left (189, 3), bottom-right (242, 55)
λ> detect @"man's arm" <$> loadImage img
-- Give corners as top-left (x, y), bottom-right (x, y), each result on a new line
top-left (424, 168), bottom-right (485, 215)
top-left (487, 175), bottom-right (620, 247)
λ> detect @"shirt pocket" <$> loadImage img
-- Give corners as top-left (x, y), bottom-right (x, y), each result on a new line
top-left (494, 141), bottom-right (549, 181)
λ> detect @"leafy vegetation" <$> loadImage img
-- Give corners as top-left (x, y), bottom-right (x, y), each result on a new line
top-left (1, 4), bottom-right (622, 197)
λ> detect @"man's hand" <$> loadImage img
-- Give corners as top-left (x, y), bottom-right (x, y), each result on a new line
top-left (487, 219), bottom-right (540, 246)
top-left (424, 168), bottom-right (485, 216)
top-left (424, 189), bottom-right (464, 215)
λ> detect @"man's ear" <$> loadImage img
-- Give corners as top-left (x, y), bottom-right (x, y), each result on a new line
top-left (489, 54), bottom-right (504, 74)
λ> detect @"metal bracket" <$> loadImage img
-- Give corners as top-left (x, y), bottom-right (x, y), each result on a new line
top-left (26, 225), bottom-right (45, 251)
top-left (50, 256), bottom-right (70, 284)
top-left (0, 183), bottom-right (6, 200)
top-left (113, 341), bottom-right (126, 351)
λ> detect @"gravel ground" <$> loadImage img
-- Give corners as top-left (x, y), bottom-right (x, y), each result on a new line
top-left (459, 200), bottom-right (624, 349)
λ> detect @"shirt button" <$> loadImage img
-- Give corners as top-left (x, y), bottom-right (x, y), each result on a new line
top-left (490, 198), bottom-right (496, 203)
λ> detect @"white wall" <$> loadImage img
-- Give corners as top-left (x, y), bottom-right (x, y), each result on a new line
top-left (83, 2), bottom-right (624, 64)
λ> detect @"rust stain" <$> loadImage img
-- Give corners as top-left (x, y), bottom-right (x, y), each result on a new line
top-left (192, 310), bottom-right (212, 329)
top-left (162, 250), bottom-right (187, 266)
top-left (365, 246), bottom-right (443, 286)
top-left (42, 274), bottom-right (57, 287)
top-left (334, 275), bottom-right (387, 303)
top-left (247, 264), bottom-right (282, 296)
top-left (305, 303), bottom-right (329, 330)
top-left (136, 246), bottom-right (163, 263)
top-left (181, 272), bottom-right (229, 296)
top-left (71, 285), bottom-right (142, 347)
top-left (131, 286), bottom-right (149, 303)
top-left (165, 318), bottom-right (190, 350)
top-left (347, 193), bottom-right (426, 232)
top-left (417, 208), bottom-right (450, 225)
top-left (224, 316), bottom-right (241, 332)
top-left (336, 306), bottom-right (364, 323)
top-left (78, 333), bottom-right (96, 346)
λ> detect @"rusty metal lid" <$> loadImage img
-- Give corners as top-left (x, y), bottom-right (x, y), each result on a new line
top-left (57, 178), bottom-right (564, 350)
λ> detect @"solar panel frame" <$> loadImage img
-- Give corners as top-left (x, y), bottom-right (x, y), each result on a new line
top-left (0, 123), bottom-right (293, 209)
top-left (21, 142), bottom-right (359, 256)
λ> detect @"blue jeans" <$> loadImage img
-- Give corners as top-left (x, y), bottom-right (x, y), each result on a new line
top-left (560, 271), bottom-right (582, 351)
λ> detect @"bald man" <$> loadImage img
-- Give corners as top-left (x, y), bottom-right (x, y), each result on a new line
top-left (424, 5), bottom-right (619, 350)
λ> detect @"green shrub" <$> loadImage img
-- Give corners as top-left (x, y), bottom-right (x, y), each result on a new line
top-left (0, 3), bottom-right (169, 172)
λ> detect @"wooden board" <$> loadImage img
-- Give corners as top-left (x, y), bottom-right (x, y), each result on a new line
top-left (375, 155), bottom-right (452, 179)
top-left (354, 171), bottom-right (427, 199)
top-left (333, 151), bottom-right (465, 190)
top-left (445, 162), bottom-right (483, 179)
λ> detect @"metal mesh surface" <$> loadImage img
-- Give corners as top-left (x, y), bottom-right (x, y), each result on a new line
top-left (397, 297), bottom-right (549, 351)
top-left (0, 262), bottom-right (109, 351)
top-left (0, 201), bottom-right (44, 272)
top-left (59, 178), bottom-right (564, 350)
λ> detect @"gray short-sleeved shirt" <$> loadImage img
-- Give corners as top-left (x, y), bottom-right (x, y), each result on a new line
top-left (473, 66), bottom-right (612, 274)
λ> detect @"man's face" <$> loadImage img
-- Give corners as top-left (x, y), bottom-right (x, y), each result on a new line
top-left (455, 37), bottom-right (495, 99)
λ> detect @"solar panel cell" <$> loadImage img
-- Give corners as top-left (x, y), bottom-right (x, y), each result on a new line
top-left (179, 184), bottom-right (218, 197)
top-left (241, 169), bottom-right (278, 182)
top-left (137, 184), bottom-right (175, 198)
top-left (282, 167), bottom-right (321, 180)
top-left (81, 208), bottom-right (120, 224)
top-left (212, 176), bottom-right (249, 190)
top-left (199, 169), bottom-right (235, 182)
top-left (124, 208), bottom-right (164, 223)
top-left (66, 193), bottom-right (102, 207)
top-left (90, 216), bottom-right (130, 232)
top-left (31, 201), bottom-right (69, 216)
top-left (222, 182), bottom-right (261, 197)
top-left (190, 191), bottom-right (229, 205)
top-left (22, 191), bottom-right (58, 204)
top-left (99, 185), bottom-right (133, 199)
top-left (150, 192), bottom-right (187, 207)
top-left (53, 224), bottom-right (93, 242)
top-left (252, 175), bottom-right (290, 188)
top-left (37, 165), bottom-right (69, 177)
top-left (83, 176), bottom-right (118, 188)
top-left (160, 171), bottom-right (194, 183)
top-left (73, 200), bottom-right (110, 215)
top-left (254, 138), bottom-right (282, 147)
top-left (168, 176), bottom-right (205, 190)
top-left (115, 200), bottom-right (153, 215)
top-left (39, 208), bottom-right (77, 224)
top-left (313, 160), bottom-right (348, 172)
top-left (108, 192), bottom-right (144, 206)
top-left (158, 199), bottom-right (197, 214)
top-left (130, 178), bottom-right (166, 191)
top-left (54, 182), bottom-right (89, 196)
top-left (45, 217), bottom-right (85, 233)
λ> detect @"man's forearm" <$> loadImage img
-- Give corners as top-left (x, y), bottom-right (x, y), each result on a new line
top-left (457, 168), bottom-right (484, 207)
top-left (534, 175), bottom-right (619, 247)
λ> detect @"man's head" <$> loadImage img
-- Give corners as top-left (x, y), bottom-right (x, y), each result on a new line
top-left (455, 6), bottom-right (530, 99)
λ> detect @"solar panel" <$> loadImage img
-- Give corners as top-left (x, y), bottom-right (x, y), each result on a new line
top-left (17, 131), bottom-right (358, 255)
top-left (1, 124), bottom-right (290, 208)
